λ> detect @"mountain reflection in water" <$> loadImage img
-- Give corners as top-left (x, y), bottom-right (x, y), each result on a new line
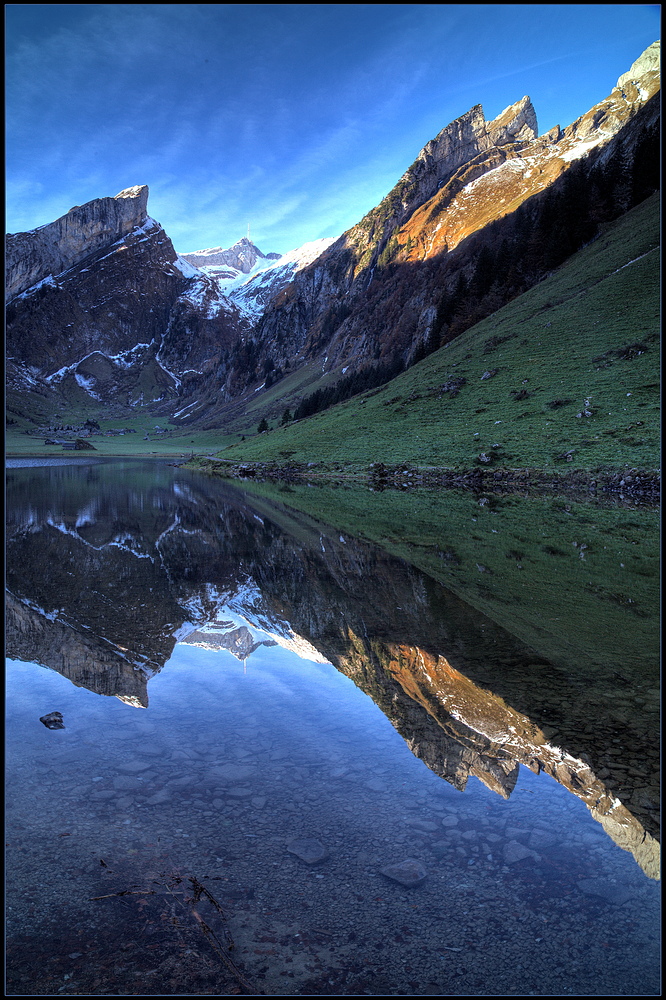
top-left (5, 459), bottom-right (660, 996)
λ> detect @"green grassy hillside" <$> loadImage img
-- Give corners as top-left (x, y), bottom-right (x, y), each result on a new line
top-left (213, 194), bottom-right (660, 474)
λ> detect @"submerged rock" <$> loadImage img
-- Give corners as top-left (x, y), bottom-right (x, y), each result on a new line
top-left (503, 839), bottom-right (539, 864)
top-left (577, 879), bottom-right (635, 905)
top-left (287, 838), bottom-right (329, 864)
top-left (40, 711), bottom-right (65, 729)
top-left (380, 858), bottom-right (428, 886)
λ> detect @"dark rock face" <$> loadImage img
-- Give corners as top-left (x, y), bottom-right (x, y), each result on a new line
top-left (6, 191), bottom-right (248, 411)
top-left (6, 185), bottom-right (149, 301)
top-left (7, 592), bottom-right (153, 708)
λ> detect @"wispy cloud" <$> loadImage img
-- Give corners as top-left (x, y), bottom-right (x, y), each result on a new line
top-left (6, 4), bottom-right (660, 249)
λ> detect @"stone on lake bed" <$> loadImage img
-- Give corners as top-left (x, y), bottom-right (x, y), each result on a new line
top-left (503, 840), bottom-right (539, 864)
top-left (577, 879), bottom-right (635, 905)
top-left (212, 764), bottom-right (255, 781)
top-left (118, 760), bottom-right (153, 773)
top-left (380, 858), bottom-right (428, 886)
top-left (40, 711), bottom-right (65, 729)
top-left (528, 829), bottom-right (560, 850)
top-left (113, 775), bottom-right (145, 791)
top-left (407, 819), bottom-right (439, 832)
top-left (287, 838), bottom-right (329, 864)
top-left (145, 790), bottom-right (171, 805)
top-left (440, 814), bottom-right (459, 827)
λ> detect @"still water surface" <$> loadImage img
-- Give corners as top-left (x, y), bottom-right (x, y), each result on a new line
top-left (5, 459), bottom-right (660, 996)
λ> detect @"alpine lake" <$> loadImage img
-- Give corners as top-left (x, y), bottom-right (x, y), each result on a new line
top-left (5, 456), bottom-right (660, 997)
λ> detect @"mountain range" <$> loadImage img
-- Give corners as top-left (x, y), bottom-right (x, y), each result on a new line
top-left (5, 41), bottom-right (660, 466)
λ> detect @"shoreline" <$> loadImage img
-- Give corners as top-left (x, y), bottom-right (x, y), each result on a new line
top-left (189, 457), bottom-right (661, 504)
top-left (7, 451), bottom-right (659, 504)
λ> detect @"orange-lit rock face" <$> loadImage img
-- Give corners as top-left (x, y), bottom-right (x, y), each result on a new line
top-left (399, 149), bottom-right (559, 260)
top-left (385, 644), bottom-right (544, 756)
top-left (337, 633), bottom-right (659, 880)
top-left (268, 43), bottom-right (659, 379)
top-left (395, 65), bottom-right (661, 265)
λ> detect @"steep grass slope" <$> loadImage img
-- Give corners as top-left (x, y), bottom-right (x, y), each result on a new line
top-left (215, 194), bottom-right (659, 474)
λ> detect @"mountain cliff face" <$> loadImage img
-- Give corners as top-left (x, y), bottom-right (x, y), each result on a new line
top-left (5, 43), bottom-right (659, 427)
top-left (5, 185), bottom-right (149, 301)
top-left (6, 189), bottom-right (249, 411)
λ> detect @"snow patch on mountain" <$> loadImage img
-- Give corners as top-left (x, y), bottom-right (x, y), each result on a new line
top-left (173, 400), bottom-right (200, 418)
top-left (559, 137), bottom-right (609, 163)
top-left (46, 343), bottom-right (157, 383)
top-left (15, 596), bottom-right (61, 622)
top-left (14, 274), bottom-right (59, 301)
top-left (172, 255), bottom-right (202, 279)
top-left (228, 237), bottom-right (337, 319)
top-left (174, 578), bottom-right (328, 663)
top-left (107, 343), bottom-right (153, 368)
top-left (74, 373), bottom-right (102, 399)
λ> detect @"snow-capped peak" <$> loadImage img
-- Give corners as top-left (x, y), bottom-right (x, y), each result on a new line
top-left (175, 235), bottom-right (337, 322)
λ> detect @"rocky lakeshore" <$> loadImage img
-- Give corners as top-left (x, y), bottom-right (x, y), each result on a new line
top-left (191, 457), bottom-right (660, 505)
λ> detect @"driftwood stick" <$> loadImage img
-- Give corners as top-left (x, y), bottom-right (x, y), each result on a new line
top-left (91, 861), bottom-right (259, 994)
top-left (89, 889), bottom-right (156, 900)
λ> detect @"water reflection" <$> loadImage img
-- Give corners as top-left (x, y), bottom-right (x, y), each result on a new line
top-left (5, 460), bottom-right (660, 995)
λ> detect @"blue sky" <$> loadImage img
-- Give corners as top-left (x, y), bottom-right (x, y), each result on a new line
top-left (5, 4), bottom-right (660, 254)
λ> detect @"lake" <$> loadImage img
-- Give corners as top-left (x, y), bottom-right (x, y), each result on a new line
top-left (5, 458), bottom-right (660, 996)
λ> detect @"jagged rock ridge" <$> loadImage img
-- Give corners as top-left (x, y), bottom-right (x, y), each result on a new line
top-left (5, 188), bottom-right (250, 411)
top-left (248, 42), bottom-right (659, 388)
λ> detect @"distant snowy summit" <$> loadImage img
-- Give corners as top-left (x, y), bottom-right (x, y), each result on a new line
top-left (180, 236), bottom-right (281, 278)
top-left (179, 235), bottom-right (336, 319)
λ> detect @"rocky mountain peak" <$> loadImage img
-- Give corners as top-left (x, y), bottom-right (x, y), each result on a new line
top-left (6, 184), bottom-right (150, 301)
top-left (616, 40), bottom-right (660, 91)
top-left (354, 96), bottom-right (542, 248)
top-left (488, 96), bottom-right (538, 145)
top-left (113, 184), bottom-right (149, 206)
